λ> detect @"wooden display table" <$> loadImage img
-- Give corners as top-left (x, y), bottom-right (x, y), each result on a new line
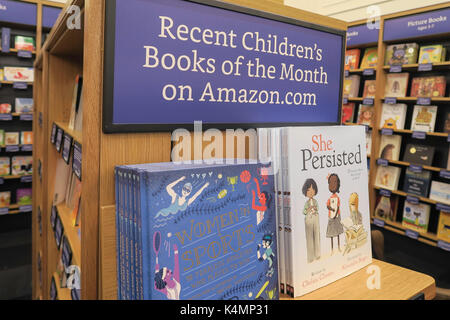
top-left (281, 259), bottom-right (435, 300)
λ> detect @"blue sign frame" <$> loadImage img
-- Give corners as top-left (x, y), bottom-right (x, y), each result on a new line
top-left (103, 0), bottom-right (346, 133)
top-left (384, 7), bottom-right (450, 42)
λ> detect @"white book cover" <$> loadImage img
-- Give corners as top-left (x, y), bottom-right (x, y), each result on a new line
top-left (430, 181), bottom-right (450, 205)
top-left (283, 126), bottom-right (372, 298)
top-left (410, 105), bottom-right (438, 133)
top-left (379, 104), bottom-right (407, 130)
top-left (374, 165), bottom-right (401, 191)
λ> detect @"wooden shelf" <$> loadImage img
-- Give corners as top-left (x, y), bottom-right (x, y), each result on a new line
top-left (9, 48), bottom-right (37, 55)
top-left (52, 272), bottom-right (72, 300)
top-left (0, 81), bottom-right (34, 86)
top-left (54, 121), bottom-right (82, 145)
top-left (382, 97), bottom-right (450, 103)
top-left (56, 203), bottom-right (81, 265)
top-left (373, 186), bottom-right (441, 206)
top-left (348, 68), bottom-right (377, 74)
top-left (380, 158), bottom-right (446, 173)
top-left (379, 128), bottom-right (449, 138)
top-left (371, 218), bottom-right (439, 248)
top-left (1, 174), bottom-right (33, 180)
top-left (383, 61), bottom-right (450, 72)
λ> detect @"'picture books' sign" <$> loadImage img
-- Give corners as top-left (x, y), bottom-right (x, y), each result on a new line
top-left (103, 0), bottom-right (345, 133)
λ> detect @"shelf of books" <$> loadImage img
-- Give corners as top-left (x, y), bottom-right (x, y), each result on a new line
top-left (1, 0), bottom-right (64, 301)
top-left (33, 0), bottom-right (83, 300)
top-left (343, 4), bottom-right (450, 252)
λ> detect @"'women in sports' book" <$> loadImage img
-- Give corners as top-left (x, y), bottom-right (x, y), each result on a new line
top-left (115, 161), bottom-right (279, 300)
top-left (280, 126), bottom-right (372, 298)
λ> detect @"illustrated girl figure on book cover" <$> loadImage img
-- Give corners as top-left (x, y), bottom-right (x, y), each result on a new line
top-left (155, 176), bottom-right (209, 219)
top-left (302, 179), bottom-right (321, 263)
top-left (349, 193), bottom-right (363, 226)
top-left (326, 174), bottom-right (344, 254)
top-left (257, 234), bottom-right (275, 277)
top-left (251, 177), bottom-right (271, 225)
top-left (154, 243), bottom-right (181, 300)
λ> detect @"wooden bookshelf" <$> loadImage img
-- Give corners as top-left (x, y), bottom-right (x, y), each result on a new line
top-left (343, 3), bottom-right (450, 253)
top-left (382, 61), bottom-right (450, 71)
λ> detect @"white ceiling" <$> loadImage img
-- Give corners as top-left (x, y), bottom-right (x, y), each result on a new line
top-left (284, 0), bottom-right (450, 22)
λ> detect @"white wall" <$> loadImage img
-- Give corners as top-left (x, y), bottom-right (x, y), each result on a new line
top-left (285, 0), bottom-right (450, 22)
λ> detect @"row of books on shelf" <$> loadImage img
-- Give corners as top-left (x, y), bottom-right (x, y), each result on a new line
top-left (51, 203), bottom-right (80, 299)
top-left (1, 28), bottom-right (35, 52)
top-left (0, 130), bottom-right (33, 147)
top-left (344, 74), bottom-right (447, 98)
top-left (0, 98), bottom-right (33, 114)
top-left (114, 125), bottom-right (372, 300)
top-left (0, 67), bottom-right (34, 83)
top-left (344, 103), bottom-right (449, 133)
top-left (375, 163), bottom-right (449, 204)
top-left (0, 155), bottom-right (32, 176)
top-left (378, 134), bottom-right (447, 167)
top-left (0, 189), bottom-right (32, 209)
top-left (374, 194), bottom-right (450, 243)
top-left (345, 42), bottom-right (447, 70)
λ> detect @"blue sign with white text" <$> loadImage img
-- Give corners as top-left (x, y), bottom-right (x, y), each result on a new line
top-left (346, 24), bottom-right (379, 47)
top-left (384, 8), bottom-right (450, 41)
top-left (104, 0), bottom-right (345, 132)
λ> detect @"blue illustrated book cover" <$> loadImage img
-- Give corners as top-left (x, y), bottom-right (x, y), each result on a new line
top-left (116, 161), bottom-right (278, 300)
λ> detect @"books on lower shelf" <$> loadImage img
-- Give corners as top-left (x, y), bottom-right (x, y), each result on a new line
top-left (5, 132), bottom-right (19, 146)
top-left (374, 194), bottom-right (397, 222)
top-left (14, 36), bottom-right (35, 52)
top-left (410, 76), bottom-right (446, 98)
top-left (341, 103), bottom-right (355, 124)
top-left (0, 103), bottom-right (11, 114)
top-left (410, 105), bottom-right (437, 133)
top-left (53, 158), bottom-right (71, 206)
top-left (385, 73), bottom-right (409, 97)
top-left (0, 157), bottom-right (10, 176)
top-left (0, 191), bottom-right (11, 209)
top-left (366, 131), bottom-right (372, 157)
top-left (418, 45), bottom-right (447, 64)
top-left (21, 132), bottom-right (33, 145)
top-left (360, 47), bottom-right (378, 69)
top-left (444, 111), bottom-right (450, 134)
top-left (68, 75), bottom-right (83, 132)
top-left (3, 67), bottom-right (34, 82)
top-left (402, 168), bottom-right (431, 198)
top-left (374, 166), bottom-right (401, 191)
top-left (11, 156), bottom-right (33, 176)
top-left (343, 75), bottom-right (360, 98)
top-left (357, 105), bottom-right (374, 127)
top-left (429, 181), bottom-right (450, 205)
top-left (437, 212), bottom-right (450, 243)
top-left (17, 188), bottom-right (32, 206)
top-left (379, 134), bottom-right (402, 161)
top-left (402, 143), bottom-right (435, 166)
top-left (379, 103), bottom-right (407, 130)
top-left (362, 80), bottom-right (376, 98)
top-left (15, 98), bottom-right (33, 114)
top-left (385, 43), bottom-right (419, 66)
top-left (345, 49), bottom-right (360, 70)
top-left (115, 160), bottom-right (279, 300)
top-left (402, 202), bottom-right (430, 234)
